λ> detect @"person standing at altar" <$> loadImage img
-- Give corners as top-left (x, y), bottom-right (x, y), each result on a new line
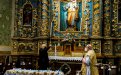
top-left (81, 44), bottom-right (99, 75)
top-left (38, 44), bottom-right (50, 70)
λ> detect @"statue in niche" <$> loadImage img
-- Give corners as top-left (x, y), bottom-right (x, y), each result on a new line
top-left (118, 1), bottom-right (121, 23)
top-left (64, 0), bottom-right (79, 28)
top-left (23, 4), bottom-right (32, 25)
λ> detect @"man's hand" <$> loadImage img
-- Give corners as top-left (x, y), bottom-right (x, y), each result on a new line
top-left (82, 58), bottom-right (86, 64)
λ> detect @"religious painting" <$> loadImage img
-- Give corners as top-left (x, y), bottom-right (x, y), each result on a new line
top-left (23, 4), bottom-right (32, 26)
top-left (52, 0), bottom-right (93, 37)
top-left (60, 0), bottom-right (82, 31)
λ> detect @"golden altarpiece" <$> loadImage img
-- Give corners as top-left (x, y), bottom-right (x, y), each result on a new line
top-left (11, 0), bottom-right (121, 73)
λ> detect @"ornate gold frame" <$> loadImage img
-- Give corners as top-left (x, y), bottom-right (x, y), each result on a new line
top-left (53, 0), bottom-right (82, 32)
top-left (52, 0), bottom-right (101, 37)
top-left (22, 1), bottom-right (33, 26)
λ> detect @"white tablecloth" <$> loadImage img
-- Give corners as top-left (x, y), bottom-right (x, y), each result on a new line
top-left (4, 68), bottom-right (64, 75)
top-left (49, 56), bottom-right (82, 61)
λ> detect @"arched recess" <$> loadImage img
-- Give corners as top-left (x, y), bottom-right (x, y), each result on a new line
top-left (23, 3), bottom-right (32, 26)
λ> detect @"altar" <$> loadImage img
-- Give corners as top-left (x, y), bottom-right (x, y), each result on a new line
top-left (9, 0), bottom-right (119, 74)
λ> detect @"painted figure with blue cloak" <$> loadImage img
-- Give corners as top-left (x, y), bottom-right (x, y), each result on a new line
top-left (63, 0), bottom-right (79, 28)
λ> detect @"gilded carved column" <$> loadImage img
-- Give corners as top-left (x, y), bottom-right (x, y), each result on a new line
top-left (81, 0), bottom-right (93, 36)
top-left (112, 0), bottom-right (118, 37)
top-left (38, 0), bottom-right (49, 50)
top-left (104, 0), bottom-right (111, 37)
top-left (38, 0), bottom-right (42, 37)
top-left (81, 0), bottom-right (91, 35)
top-left (40, 0), bottom-right (49, 36)
top-left (81, 0), bottom-right (87, 34)
top-left (53, 0), bottom-right (60, 32)
top-left (92, 0), bottom-right (101, 37)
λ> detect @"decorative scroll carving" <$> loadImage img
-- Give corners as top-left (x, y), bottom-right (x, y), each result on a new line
top-left (104, 0), bottom-right (111, 37)
top-left (53, 1), bottom-right (60, 31)
top-left (81, 0), bottom-right (92, 35)
top-left (91, 40), bottom-right (101, 55)
top-left (114, 40), bottom-right (121, 55)
top-left (111, 0), bottom-right (121, 37)
top-left (12, 39), bottom-right (38, 55)
top-left (102, 40), bottom-right (113, 55)
top-left (111, 0), bottom-right (118, 37)
top-left (40, 0), bottom-right (49, 36)
top-left (92, 0), bottom-right (101, 37)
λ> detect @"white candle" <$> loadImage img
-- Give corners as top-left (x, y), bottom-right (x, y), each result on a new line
top-left (49, 22), bottom-right (52, 46)
top-left (86, 21), bottom-right (88, 34)
top-left (80, 18), bottom-right (82, 31)
top-left (50, 22), bottom-right (52, 37)
top-left (55, 44), bottom-right (57, 56)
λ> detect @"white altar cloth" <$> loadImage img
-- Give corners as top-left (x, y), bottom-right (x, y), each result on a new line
top-left (4, 68), bottom-right (64, 75)
top-left (49, 56), bottom-right (82, 61)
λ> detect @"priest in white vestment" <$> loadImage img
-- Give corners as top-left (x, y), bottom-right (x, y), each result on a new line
top-left (81, 44), bottom-right (99, 75)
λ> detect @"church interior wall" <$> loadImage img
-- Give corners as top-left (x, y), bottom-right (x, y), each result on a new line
top-left (0, 0), bottom-right (121, 74)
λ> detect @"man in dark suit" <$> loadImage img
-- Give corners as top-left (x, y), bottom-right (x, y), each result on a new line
top-left (38, 44), bottom-right (50, 70)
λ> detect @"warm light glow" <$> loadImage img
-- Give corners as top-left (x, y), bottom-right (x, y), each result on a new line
top-left (71, 0), bottom-right (76, 2)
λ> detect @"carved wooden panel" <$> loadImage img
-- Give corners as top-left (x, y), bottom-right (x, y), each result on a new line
top-left (91, 40), bottom-right (101, 55)
top-left (104, 0), bottom-right (111, 37)
top-left (102, 40), bottom-right (113, 55)
top-left (92, 0), bottom-right (101, 36)
top-left (114, 40), bottom-right (121, 56)
top-left (12, 39), bottom-right (38, 55)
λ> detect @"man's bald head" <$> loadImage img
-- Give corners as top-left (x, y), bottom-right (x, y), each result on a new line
top-left (87, 44), bottom-right (92, 50)
top-left (84, 44), bottom-right (93, 51)
top-left (41, 44), bottom-right (46, 48)
top-left (86, 44), bottom-right (92, 50)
